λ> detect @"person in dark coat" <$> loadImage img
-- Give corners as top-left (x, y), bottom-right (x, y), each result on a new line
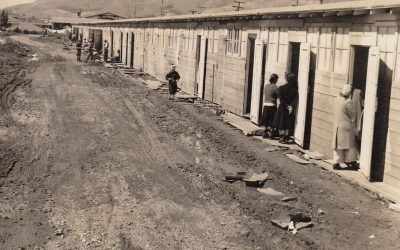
top-left (165, 65), bottom-right (181, 100)
top-left (103, 40), bottom-right (109, 62)
top-left (273, 73), bottom-right (298, 144)
top-left (85, 39), bottom-right (94, 63)
top-left (76, 40), bottom-right (82, 62)
top-left (332, 84), bottom-right (358, 170)
top-left (261, 74), bottom-right (279, 139)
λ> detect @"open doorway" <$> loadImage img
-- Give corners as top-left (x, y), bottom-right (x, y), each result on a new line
top-left (125, 33), bottom-right (129, 65)
top-left (120, 32), bottom-right (123, 62)
top-left (352, 46), bottom-right (369, 94)
top-left (244, 35), bottom-right (256, 115)
top-left (350, 46), bottom-right (391, 181)
top-left (93, 30), bottom-right (103, 52)
top-left (289, 42), bottom-right (301, 78)
top-left (110, 31), bottom-right (114, 58)
top-left (288, 42), bottom-right (301, 137)
top-left (130, 32), bottom-right (135, 68)
top-left (195, 35), bottom-right (201, 95)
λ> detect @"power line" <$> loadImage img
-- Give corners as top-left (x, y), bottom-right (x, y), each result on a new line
top-left (232, 0), bottom-right (245, 11)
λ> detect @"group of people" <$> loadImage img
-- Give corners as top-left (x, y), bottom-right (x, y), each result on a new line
top-left (260, 72), bottom-right (364, 169)
top-left (260, 73), bottom-right (298, 144)
top-left (75, 39), bottom-right (120, 63)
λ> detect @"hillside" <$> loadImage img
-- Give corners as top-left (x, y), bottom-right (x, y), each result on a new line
top-left (8, 0), bottom-right (352, 19)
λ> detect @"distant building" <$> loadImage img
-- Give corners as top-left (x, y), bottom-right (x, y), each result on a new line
top-left (50, 17), bottom-right (102, 30)
top-left (85, 12), bottom-right (125, 20)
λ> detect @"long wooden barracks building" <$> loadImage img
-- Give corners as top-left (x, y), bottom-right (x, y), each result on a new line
top-left (73, 0), bottom-right (400, 190)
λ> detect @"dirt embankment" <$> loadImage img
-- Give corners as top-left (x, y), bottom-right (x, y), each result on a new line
top-left (0, 37), bottom-right (35, 178)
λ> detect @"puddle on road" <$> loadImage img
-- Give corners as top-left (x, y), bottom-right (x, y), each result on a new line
top-left (178, 131), bottom-right (216, 169)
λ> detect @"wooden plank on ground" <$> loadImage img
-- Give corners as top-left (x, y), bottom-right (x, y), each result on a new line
top-left (222, 112), bottom-right (263, 136)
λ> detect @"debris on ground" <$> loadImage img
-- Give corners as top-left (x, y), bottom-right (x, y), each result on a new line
top-left (285, 153), bottom-right (311, 165)
top-left (271, 212), bottom-right (313, 234)
top-left (28, 53), bottom-right (39, 62)
top-left (270, 215), bottom-right (291, 230)
top-left (307, 151), bottom-right (325, 160)
top-left (257, 187), bottom-right (284, 196)
top-left (264, 146), bottom-right (280, 152)
top-left (389, 203), bottom-right (400, 213)
top-left (223, 172), bottom-right (246, 183)
top-left (243, 172), bottom-right (269, 187)
top-left (281, 197), bottom-right (297, 202)
top-left (317, 208), bottom-right (326, 215)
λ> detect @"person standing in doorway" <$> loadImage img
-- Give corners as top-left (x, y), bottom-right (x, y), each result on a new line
top-left (166, 65), bottom-right (181, 100)
top-left (103, 40), bottom-right (109, 62)
top-left (273, 73), bottom-right (298, 144)
top-left (332, 84), bottom-right (358, 170)
top-left (85, 39), bottom-right (94, 63)
top-left (76, 40), bottom-right (82, 62)
top-left (261, 74), bottom-right (279, 139)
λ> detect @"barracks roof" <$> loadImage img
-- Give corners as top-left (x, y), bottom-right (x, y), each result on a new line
top-left (74, 0), bottom-right (400, 26)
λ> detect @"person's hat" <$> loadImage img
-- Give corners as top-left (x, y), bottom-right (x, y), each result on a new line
top-left (340, 84), bottom-right (352, 97)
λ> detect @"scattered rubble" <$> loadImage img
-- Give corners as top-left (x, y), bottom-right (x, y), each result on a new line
top-left (243, 172), bottom-right (269, 187)
top-left (257, 187), bottom-right (284, 196)
top-left (281, 197), bottom-right (297, 202)
top-left (271, 213), bottom-right (313, 234)
top-left (284, 153), bottom-right (311, 165)
top-left (389, 203), bottom-right (400, 213)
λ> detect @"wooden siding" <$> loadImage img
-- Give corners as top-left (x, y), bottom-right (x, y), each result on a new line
top-left (74, 13), bottom-right (400, 190)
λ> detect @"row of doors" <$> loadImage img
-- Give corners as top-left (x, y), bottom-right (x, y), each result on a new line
top-left (195, 35), bottom-right (380, 182)
top-left (109, 31), bottom-right (135, 67)
top-left (103, 30), bottom-right (383, 182)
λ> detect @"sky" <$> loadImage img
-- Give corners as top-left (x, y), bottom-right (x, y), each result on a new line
top-left (0, 0), bottom-right (36, 9)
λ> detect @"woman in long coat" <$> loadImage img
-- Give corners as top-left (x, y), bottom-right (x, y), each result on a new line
top-left (273, 73), bottom-right (298, 143)
top-left (332, 84), bottom-right (358, 169)
top-left (165, 64), bottom-right (180, 100)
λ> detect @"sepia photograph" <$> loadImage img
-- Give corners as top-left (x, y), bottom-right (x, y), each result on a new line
top-left (0, 0), bottom-right (400, 249)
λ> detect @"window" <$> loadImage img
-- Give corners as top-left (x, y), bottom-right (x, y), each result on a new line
top-left (226, 28), bottom-right (241, 56)
top-left (278, 28), bottom-right (288, 63)
top-left (334, 27), bottom-right (350, 74)
top-left (267, 28), bottom-right (279, 62)
top-left (318, 27), bottom-right (333, 71)
top-left (213, 28), bottom-right (218, 54)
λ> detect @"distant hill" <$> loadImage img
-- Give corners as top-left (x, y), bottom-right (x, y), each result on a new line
top-left (7, 0), bottom-right (353, 19)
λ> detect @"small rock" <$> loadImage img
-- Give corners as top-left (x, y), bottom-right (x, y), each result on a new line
top-left (281, 197), bottom-right (297, 202)
top-left (318, 208), bottom-right (326, 215)
top-left (257, 187), bottom-right (284, 196)
top-left (369, 234), bottom-right (375, 239)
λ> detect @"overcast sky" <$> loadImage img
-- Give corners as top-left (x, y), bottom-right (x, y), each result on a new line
top-left (0, 0), bottom-right (36, 9)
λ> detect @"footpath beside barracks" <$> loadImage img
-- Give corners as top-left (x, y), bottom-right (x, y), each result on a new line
top-left (73, 0), bottom-right (400, 202)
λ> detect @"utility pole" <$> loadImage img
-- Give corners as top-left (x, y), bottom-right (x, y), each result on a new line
top-left (232, 0), bottom-right (244, 11)
top-left (198, 6), bottom-right (205, 14)
top-left (133, 0), bottom-right (137, 18)
top-left (160, 0), bottom-right (165, 16)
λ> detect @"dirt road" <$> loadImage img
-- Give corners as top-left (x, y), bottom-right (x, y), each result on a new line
top-left (1, 35), bottom-right (400, 249)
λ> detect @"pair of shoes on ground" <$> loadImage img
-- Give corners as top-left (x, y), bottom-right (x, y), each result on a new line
top-left (333, 162), bottom-right (359, 170)
top-left (279, 136), bottom-right (290, 144)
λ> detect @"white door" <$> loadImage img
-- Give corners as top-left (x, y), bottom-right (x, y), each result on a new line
top-left (360, 46), bottom-right (380, 180)
top-left (294, 42), bottom-right (311, 147)
top-left (250, 39), bottom-right (264, 124)
top-left (197, 36), bottom-right (207, 98)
